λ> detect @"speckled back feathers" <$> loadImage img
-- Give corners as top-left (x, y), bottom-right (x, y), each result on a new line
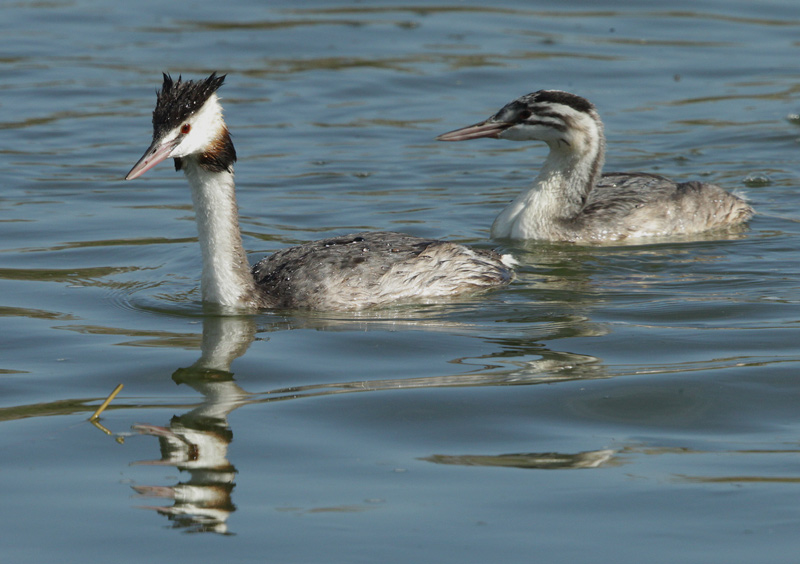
top-left (251, 231), bottom-right (513, 310)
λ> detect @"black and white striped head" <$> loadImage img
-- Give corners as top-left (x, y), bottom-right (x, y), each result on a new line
top-left (437, 90), bottom-right (603, 153)
top-left (126, 72), bottom-right (236, 180)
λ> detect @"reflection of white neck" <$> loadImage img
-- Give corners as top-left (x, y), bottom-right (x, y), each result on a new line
top-left (197, 315), bottom-right (256, 372)
top-left (182, 159), bottom-right (256, 308)
top-left (190, 316), bottom-right (255, 418)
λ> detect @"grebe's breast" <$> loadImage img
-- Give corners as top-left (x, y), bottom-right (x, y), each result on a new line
top-left (251, 231), bottom-right (513, 310)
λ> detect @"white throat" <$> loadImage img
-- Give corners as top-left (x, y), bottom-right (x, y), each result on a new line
top-left (491, 118), bottom-right (605, 240)
top-left (182, 160), bottom-right (256, 308)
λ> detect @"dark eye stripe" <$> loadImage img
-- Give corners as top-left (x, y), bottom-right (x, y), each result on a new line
top-left (526, 119), bottom-right (567, 132)
top-left (536, 110), bottom-right (565, 120)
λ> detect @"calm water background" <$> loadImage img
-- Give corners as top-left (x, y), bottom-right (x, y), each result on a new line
top-left (2, 0), bottom-right (800, 562)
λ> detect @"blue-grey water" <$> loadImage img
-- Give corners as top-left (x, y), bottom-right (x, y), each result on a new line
top-left (2, 1), bottom-right (800, 562)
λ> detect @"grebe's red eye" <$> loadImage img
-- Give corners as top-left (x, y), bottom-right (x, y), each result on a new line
top-left (180, 123), bottom-right (191, 134)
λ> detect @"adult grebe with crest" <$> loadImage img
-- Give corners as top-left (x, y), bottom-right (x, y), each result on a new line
top-left (126, 73), bottom-right (513, 311)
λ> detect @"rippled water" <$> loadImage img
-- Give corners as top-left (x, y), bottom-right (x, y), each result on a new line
top-left (2, 1), bottom-right (800, 562)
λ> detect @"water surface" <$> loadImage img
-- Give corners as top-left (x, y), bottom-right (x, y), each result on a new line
top-left (2, 1), bottom-right (800, 562)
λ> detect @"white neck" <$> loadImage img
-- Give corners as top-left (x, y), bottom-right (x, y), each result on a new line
top-left (491, 134), bottom-right (605, 240)
top-left (182, 158), bottom-right (257, 308)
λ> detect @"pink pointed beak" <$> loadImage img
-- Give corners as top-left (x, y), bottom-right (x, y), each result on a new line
top-left (435, 119), bottom-right (510, 142)
top-left (125, 138), bottom-right (178, 180)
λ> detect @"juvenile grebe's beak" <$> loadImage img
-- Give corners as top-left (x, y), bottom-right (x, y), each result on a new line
top-left (125, 137), bottom-right (179, 180)
top-left (435, 119), bottom-right (511, 142)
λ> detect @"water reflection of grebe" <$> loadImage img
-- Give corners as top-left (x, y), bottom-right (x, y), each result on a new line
top-left (127, 312), bottom-right (606, 534)
top-left (131, 316), bottom-right (253, 534)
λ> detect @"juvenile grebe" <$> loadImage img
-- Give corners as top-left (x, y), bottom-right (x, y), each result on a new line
top-left (437, 90), bottom-right (754, 242)
top-left (125, 73), bottom-right (512, 311)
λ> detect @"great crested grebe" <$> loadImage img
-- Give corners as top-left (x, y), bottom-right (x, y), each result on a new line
top-left (125, 73), bottom-right (513, 311)
top-left (437, 90), bottom-right (754, 242)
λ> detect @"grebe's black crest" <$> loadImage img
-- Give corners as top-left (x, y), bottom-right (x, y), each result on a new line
top-left (529, 90), bottom-right (595, 114)
top-left (153, 72), bottom-right (226, 138)
top-left (489, 90), bottom-right (596, 129)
